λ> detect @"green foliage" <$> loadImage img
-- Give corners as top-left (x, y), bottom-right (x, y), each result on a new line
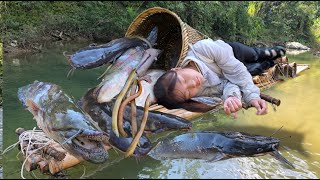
top-left (0, 1), bottom-right (319, 48)
top-left (0, 42), bottom-right (2, 106)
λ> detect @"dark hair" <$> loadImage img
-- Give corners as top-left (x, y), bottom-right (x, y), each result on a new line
top-left (153, 70), bottom-right (217, 112)
top-left (153, 70), bottom-right (183, 109)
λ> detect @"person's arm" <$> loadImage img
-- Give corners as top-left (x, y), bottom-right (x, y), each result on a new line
top-left (193, 39), bottom-right (260, 103)
top-left (193, 39), bottom-right (267, 115)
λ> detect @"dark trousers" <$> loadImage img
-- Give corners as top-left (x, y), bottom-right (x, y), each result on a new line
top-left (225, 41), bottom-right (278, 76)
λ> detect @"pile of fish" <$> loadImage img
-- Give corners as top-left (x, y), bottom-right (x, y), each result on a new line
top-left (17, 25), bottom-right (295, 170)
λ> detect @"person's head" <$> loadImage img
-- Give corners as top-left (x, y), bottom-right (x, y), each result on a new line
top-left (153, 67), bottom-right (205, 110)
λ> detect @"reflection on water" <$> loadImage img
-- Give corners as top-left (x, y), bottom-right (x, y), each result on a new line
top-left (2, 42), bottom-right (320, 179)
top-left (286, 49), bottom-right (310, 55)
top-left (138, 156), bottom-right (317, 179)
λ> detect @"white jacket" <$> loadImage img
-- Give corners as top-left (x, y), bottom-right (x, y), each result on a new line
top-left (180, 39), bottom-right (261, 104)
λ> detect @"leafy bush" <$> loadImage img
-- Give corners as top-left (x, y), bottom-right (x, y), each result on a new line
top-left (0, 1), bottom-right (319, 48)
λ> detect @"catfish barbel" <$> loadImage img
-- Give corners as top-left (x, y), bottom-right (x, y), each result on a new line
top-left (18, 81), bottom-right (109, 163)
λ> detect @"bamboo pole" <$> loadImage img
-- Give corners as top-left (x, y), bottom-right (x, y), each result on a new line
top-left (48, 152), bottom-right (82, 175)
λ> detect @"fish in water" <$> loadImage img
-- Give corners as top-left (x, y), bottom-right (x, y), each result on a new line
top-left (148, 131), bottom-right (295, 168)
top-left (65, 26), bottom-right (158, 70)
top-left (17, 81), bottom-right (109, 163)
top-left (79, 88), bottom-right (152, 156)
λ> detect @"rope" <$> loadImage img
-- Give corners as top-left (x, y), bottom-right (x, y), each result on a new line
top-left (2, 128), bottom-right (54, 179)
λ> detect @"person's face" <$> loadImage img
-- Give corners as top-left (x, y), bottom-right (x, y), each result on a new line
top-left (171, 67), bottom-right (205, 102)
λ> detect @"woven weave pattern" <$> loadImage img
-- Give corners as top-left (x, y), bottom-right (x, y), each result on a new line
top-left (125, 7), bottom-right (207, 69)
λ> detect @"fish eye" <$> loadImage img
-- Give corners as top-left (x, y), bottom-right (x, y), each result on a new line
top-left (257, 148), bottom-right (263, 152)
top-left (155, 121), bottom-right (162, 127)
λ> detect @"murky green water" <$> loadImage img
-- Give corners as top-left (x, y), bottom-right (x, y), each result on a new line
top-left (2, 42), bottom-right (320, 179)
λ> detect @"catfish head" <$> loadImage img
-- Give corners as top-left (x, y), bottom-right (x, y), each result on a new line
top-left (219, 131), bottom-right (295, 168)
top-left (18, 81), bottom-right (109, 163)
top-left (220, 131), bottom-right (280, 156)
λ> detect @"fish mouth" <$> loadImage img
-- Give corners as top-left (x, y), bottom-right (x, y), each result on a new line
top-left (182, 124), bottom-right (193, 131)
top-left (66, 132), bottom-right (109, 164)
top-left (167, 121), bottom-right (193, 131)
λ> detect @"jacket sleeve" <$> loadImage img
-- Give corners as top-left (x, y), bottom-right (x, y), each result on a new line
top-left (193, 39), bottom-right (261, 104)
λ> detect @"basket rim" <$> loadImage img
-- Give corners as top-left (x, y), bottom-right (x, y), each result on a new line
top-left (125, 7), bottom-right (185, 37)
top-left (125, 7), bottom-right (189, 67)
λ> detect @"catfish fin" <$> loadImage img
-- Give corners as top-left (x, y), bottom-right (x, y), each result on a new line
top-left (270, 150), bottom-right (295, 169)
top-left (207, 152), bottom-right (228, 162)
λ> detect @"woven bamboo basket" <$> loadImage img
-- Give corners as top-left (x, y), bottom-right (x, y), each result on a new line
top-left (125, 7), bottom-right (209, 69)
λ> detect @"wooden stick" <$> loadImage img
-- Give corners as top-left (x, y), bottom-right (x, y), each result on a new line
top-left (48, 153), bottom-right (82, 175)
top-left (243, 93), bottom-right (281, 109)
top-left (24, 153), bottom-right (43, 172)
top-left (43, 146), bottom-right (66, 161)
top-left (15, 127), bottom-right (26, 136)
top-left (260, 93), bottom-right (281, 106)
top-left (38, 161), bottom-right (49, 173)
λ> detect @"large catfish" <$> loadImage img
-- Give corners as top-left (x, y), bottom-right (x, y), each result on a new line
top-left (18, 81), bottom-right (109, 163)
top-left (79, 88), bottom-right (152, 156)
top-left (95, 46), bottom-right (162, 103)
top-left (66, 26), bottom-right (158, 70)
top-left (148, 131), bottom-right (295, 168)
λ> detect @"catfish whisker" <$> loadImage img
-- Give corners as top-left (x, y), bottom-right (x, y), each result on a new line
top-left (61, 129), bottom-right (84, 145)
top-left (63, 51), bottom-right (70, 58)
top-left (277, 135), bottom-right (292, 140)
top-left (270, 125), bottom-right (284, 137)
top-left (67, 68), bottom-right (76, 79)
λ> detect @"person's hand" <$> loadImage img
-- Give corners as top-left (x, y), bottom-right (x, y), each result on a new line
top-left (250, 99), bottom-right (268, 115)
top-left (224, 96), bottom-right (242, 119)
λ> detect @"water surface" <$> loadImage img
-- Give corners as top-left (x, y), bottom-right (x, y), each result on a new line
top-left (2, 43), bottom-right (320, 179)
